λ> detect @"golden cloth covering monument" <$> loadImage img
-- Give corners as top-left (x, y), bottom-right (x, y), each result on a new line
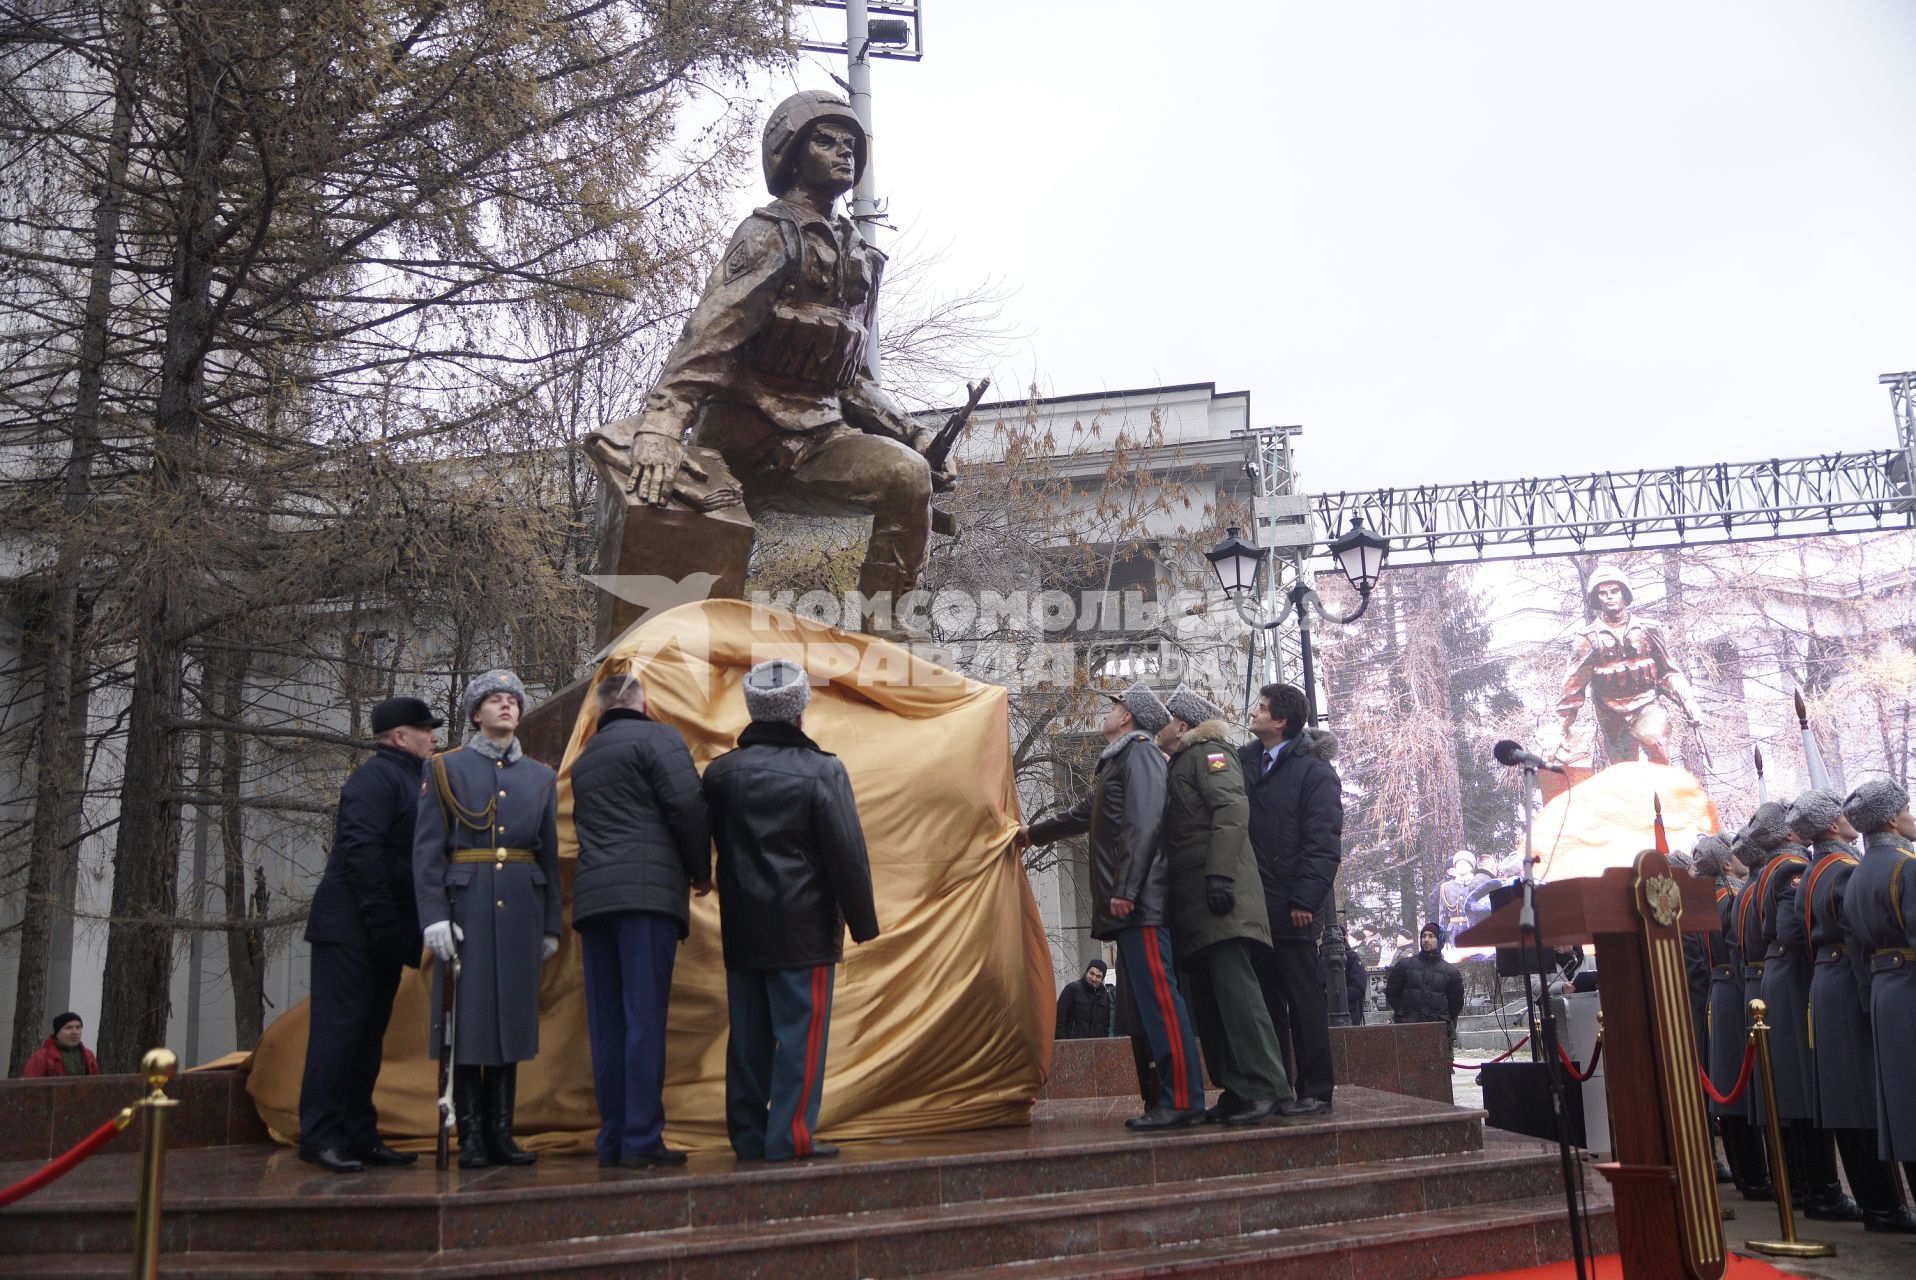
top-left (247, 599), bottom-right (1054, 1152)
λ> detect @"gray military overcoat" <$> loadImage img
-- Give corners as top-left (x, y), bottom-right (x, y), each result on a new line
top-left (414, 741), bottom-right (561, 1066)
top-left (1802, 841), bottom-right (1876, 1132)
top-left (1846, 832), bottom-right (1916, 1159)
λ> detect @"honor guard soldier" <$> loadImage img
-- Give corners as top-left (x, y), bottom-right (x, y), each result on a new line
top-left (1023, 684), bottom-right (1208, 1131)
top-left (1840, 778), bottom-right (1916, 1202)
top-left (298, 696), bottom-right (442, 1173)
top-left (1740, 801), bottom-right (1859, 1220)
top-left (1694, 835), bottom-right (1769, 1197)
top-left (1154, 685), bottom-right (1294, 1125)
top-left (1794, 787), bottom-right (1916, 1232)
top-left (702, 660), bottom-right (879, 1161)
top-left (414, 670), bottom-right (561, 1169)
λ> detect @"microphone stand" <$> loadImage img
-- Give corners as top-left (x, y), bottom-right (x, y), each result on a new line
top-left (1514, 760), bottom-right (1589, 1280)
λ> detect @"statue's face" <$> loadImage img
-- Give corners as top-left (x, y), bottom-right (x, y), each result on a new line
top-left (794, 122), bottom-right (859, 197)
top-left (1594, 582), bottom-right (1628, 619)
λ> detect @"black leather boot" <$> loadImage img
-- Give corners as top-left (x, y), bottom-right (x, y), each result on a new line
top-left (454, 1066), bottom-right (487, 1169)
top-left (484, 1065), bottom-right (537, 1167)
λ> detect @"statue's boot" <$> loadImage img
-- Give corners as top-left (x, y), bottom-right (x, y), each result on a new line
top-left (856, 558), bottom-right (931, 645)
top-left (453, 1066), bottom-right (488, 1169)
top-left (484, 1065), bottom-right (537, 1167)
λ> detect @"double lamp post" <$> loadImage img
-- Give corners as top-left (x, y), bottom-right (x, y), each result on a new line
top-left (1201, 517), bottom-right (1390, 1026)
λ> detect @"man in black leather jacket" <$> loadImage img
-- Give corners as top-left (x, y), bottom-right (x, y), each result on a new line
top-left (569, 670), bottom-right (711, 1168)
top-left (702, 660), bottom-right (879, 1161)
top-left (1021, 684), bottom-right (1205, 1131)
top-left (299, 696), bottom-right (441, 1173)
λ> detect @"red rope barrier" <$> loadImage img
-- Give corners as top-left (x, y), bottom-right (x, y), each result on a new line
top-left (1555, 1036), bottom-right (1603, 1082)
top-left (1451, 1033), bottom-right (1531, 1070)
top-left (0, 1111), bottom-right (131, 1209)
top-left (1698, 1041), bottom-right (1756, 1107)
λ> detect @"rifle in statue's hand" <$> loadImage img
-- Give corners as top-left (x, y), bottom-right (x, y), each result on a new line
top-left (923, 378), bottom-right (990, 494)
top-left (434, 955), bottom-right (460, 1171)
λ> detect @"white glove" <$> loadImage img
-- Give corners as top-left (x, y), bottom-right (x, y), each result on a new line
top-left (541, 934), bottom-right (559, 962)
top-left (424, 920), bottom-right (463, 962)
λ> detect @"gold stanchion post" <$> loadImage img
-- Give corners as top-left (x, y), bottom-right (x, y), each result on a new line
top-left (129, 1048), bottom-right (178, 1280)
top-left (1742, 1000), bottom-right (1834, 1259)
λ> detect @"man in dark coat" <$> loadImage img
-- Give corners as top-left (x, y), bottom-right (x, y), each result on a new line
top-left (416, 670), bottom-right (562, 1169)
top-left (1024, 683), bottom-right (1205, 1131)
top-left (702, 660), bottom-right (878, 1161)
top-left (1344, 938), bottom-right (1368, 1026)
top-left (1841, 778), bottom-right (1916, 1197)
top-left (569, 669), bottom-right (711, 1168)
top-left (1385, 924), bottom-right (1463, 1031)
top-left (1239, 682), bottom-right (1341, 1115)
top-left (1055, 960), bottom-right (1112, 1040)
top-left (298, 695), bottom-right (441, 1173)
top-left (1792, 788), bottom-right (1916, 1232)
top-left (1156, 687), bottom-right (1294, 1124)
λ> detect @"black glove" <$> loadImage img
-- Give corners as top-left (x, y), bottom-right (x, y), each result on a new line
top-left (1205, 875), bottom-right (1234, 917)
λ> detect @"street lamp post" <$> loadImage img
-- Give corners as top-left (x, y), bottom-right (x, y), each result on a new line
top-left (1205, 517), bottom-right (1390, 1030)
top-left (1205, 518), bottom-right (1390, 724)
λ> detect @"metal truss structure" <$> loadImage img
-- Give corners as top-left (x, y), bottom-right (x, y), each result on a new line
top-left (1235, 424), bottom-right (1307, 689)
top-left (1289, 372), bottom-right (1916, 568)
top-left (1306, 448), bottom-right (1914, 568)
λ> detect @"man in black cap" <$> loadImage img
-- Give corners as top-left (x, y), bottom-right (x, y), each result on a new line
top-left (299, 696), bottom-right (442, 1172)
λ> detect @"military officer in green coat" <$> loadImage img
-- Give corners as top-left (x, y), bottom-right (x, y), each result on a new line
top-left (1154, 686), bottom-right (1294, 1124)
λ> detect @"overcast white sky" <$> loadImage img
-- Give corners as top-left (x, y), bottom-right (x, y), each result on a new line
top-left (741, 1), bottom-right (1916, 497)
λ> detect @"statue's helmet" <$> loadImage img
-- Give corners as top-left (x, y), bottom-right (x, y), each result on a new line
top-left (1585, 564), bottom-right (1634, 609)
top-left (762, 90), bottom-right (867, 197)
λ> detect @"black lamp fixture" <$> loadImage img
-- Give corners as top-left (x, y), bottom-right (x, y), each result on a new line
top-left (866, 17), bottom-right (912, 45)
top-left (1202, 525), bottom-right (1268, 598)
top-left (1204, 517), bottom-right (1390, 628)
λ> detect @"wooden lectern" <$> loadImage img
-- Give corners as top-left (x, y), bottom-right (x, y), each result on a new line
top-left (1460, 850), bottom-right (1726, 1280)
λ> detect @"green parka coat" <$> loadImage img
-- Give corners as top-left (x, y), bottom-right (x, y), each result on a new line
top-left (1162, 720), bottom-right (1272, 958)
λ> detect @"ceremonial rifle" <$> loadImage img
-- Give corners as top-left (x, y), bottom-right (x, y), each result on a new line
top-left (435, 955), bottom-right (460, 1171)
top-left (1794, 689), bottom-right (1831, 790)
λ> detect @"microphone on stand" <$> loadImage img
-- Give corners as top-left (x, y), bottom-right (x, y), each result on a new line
top-left (1494, 739), bottom-right (1566, 774)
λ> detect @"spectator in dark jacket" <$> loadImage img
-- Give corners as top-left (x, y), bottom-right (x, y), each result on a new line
top-left (703, 660), bottom-right (878, 1161)
top-left (1023, 683), bottom-right (1205, 1131)
top-left (1385, 924), bottom-right (1464, 1033)
top-left (1344, 939), bottom-right (1368, 1026)
top-left (570, 670), bottom-right (711, 1168)
top-left (1239, 683), bottom-right (1342, 1115)
top-left (22, 1011), bottom-right (100, 1077)
top-left (298, 695), bottom-right (442, 1173)
top-left (1055, 960), bottom-right (1112, 1039)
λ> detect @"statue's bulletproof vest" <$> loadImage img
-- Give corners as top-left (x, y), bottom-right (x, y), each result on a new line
top-left (1586, 624), bottom-right (1659, 709)
top-left (743, 209), bottom-right (880, 390)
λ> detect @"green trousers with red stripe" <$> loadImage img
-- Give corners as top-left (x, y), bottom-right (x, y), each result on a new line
top-left (725, 964), bottom-right (835, 1160)
top-left (1116, 925), bottom-right (1205, 1112)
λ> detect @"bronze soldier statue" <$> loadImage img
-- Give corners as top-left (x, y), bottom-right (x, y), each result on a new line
top-left (1547, 564), bottom-right (1703, 767)
top-left (588, 91), bottom-right (941, 640)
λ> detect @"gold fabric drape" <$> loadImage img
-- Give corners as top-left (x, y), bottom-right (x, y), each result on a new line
top-left (248, 600), bottom-right (1053, 1152)
top-left (1526, 761), bottom-right (1721, 882)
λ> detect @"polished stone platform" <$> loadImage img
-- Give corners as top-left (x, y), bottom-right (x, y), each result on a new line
top-left (0, 1085), bottom-right (1612, 1278)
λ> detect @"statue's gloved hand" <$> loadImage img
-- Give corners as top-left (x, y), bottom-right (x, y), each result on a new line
top-left (629, 430), bottom-right (687, 507)
top-left (1206, 875), bottom-right (1235, 917)
top-left (424, 920), bottom-right (463, 962)
top-left (541, 934), bottom-right (559, 963)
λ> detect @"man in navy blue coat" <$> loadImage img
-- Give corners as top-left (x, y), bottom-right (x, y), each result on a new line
top-left (570, 670), bottom-right (711, 1167)
top-left (1238, 683), bottom-right (1342, 1116)
top-left (298, 696), bottom-right (442, 1173)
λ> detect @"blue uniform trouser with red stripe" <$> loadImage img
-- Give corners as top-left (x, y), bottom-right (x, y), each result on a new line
top-left (726, 964), bottom-right (835, 1160)
top-left (1115, 925), bottom-right (1204, 1112)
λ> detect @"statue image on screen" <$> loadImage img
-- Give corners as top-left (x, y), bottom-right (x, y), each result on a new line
top-left (1545, 564), bottom-right (1704, 769)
